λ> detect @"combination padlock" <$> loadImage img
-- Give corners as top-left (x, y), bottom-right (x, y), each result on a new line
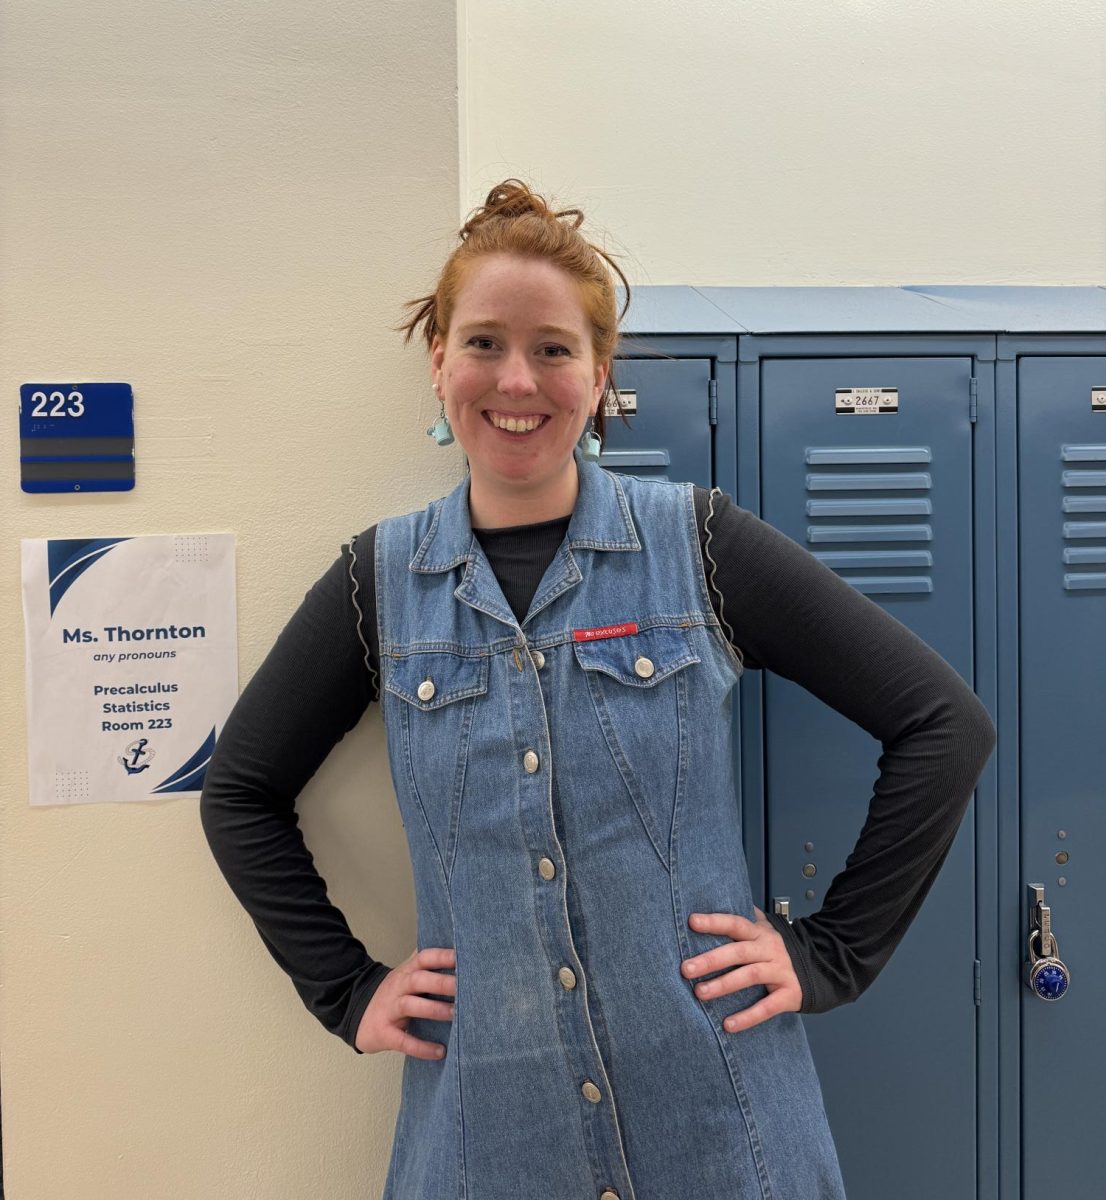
top-left (1025, 883), bottom-right (1070, 1001)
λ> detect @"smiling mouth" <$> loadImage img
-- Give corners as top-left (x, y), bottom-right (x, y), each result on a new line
top-left (483, 411), bottom-right (550, 433)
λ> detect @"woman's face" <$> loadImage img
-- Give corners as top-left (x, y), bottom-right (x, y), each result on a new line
top-left (430, 253), bottom-right (608, 511)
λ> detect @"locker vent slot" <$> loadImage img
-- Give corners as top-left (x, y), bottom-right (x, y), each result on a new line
top-left (804, 445), bottom-right (935, 595)
top-left (1061, 445), bottom-right (1106, 461)
top-left (1061, 471), bottom-right (1106, 488)
top-left (806, 472), bottom-right (932, 491)
top-left (1061, 522), bottom-right (1106, 538)
top-left (807, 524), bottom-right (933, 543)
top-left (807, 448), bottom-right (932, 464)
top-left (1063, 497), bottom-right (1106, 513)
top-left (1062, 446), bottom-right (1106, 590)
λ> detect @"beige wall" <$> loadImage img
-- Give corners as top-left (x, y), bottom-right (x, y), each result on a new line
top-left (1, 1), bottom-right (459, 1196)
top-left (461, 0), bottom-right (1106, 283)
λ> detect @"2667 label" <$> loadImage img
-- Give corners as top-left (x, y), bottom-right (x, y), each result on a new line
top-left (573, 622), bottom-right (638, 642)
top-left (835, 386), bottom-right (898, 414)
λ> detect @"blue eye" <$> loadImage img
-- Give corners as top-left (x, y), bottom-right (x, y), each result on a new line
top-left (467, 336), bottom-right (495, 350)
top-left (543, 345), bottom-right (570, 357)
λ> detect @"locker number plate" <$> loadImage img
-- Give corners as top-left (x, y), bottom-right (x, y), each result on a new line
top-left (604, 390), bottom-right (637, 417)
top-left (1092, 386), bottom-right (1106, 412)
top-left (836, 387), bottom-right (898, 415)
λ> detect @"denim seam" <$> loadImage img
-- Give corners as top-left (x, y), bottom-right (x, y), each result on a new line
top-left (396, 699), bottom-right (450, 891)
top-left (445, 692), bottom-right (478, 887)
top-left (583, 667), bottom-right (671, 875)
top-left (381, 614), bottom-right (719, 657)
top-left (573, 646), bottom-right (701, 688)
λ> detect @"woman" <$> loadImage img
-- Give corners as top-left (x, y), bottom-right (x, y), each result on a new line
top-left (201, 180), bottom-right (997, 1199)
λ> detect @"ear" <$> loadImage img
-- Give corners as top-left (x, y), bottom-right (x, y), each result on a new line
top-left (592, 359), bottom-right (610, 412)
top-left (430, 335), bottom-right (445, 389)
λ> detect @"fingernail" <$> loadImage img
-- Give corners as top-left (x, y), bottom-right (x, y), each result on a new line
top-left (436, 1046), bottom-right (445, 1058)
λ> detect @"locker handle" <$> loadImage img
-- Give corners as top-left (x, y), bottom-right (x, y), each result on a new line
top-left (596, 449), bottom-right (671, 468)
top-left (1025, 883), bottom-right (1071, 1001)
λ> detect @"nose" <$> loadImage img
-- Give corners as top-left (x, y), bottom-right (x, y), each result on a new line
top-left (496, 350), bottom-right (538, 399)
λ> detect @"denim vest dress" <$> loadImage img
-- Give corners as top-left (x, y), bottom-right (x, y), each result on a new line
top-left (372, 451), bottom-right (847, 1200)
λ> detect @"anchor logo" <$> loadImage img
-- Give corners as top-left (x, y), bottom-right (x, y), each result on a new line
top-left (118, 737), bottom-right (156, 776)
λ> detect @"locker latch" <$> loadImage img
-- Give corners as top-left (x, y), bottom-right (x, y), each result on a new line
top-left (1025, 883), bottom-right (1070, 1000)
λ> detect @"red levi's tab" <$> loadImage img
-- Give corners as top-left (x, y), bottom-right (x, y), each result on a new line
top-left (572, 622), bottom-right (639, 642)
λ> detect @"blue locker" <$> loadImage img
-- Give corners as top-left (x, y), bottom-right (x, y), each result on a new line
top-left (1006, 343), bottom-right (1106, 1200)
top-left (612, 285), bottom-right (1106, 1200)
top-left (758, 353), bottom-right (979, 1199)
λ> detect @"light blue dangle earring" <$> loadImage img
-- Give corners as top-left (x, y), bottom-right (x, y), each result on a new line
top-left (426, 383), bottom-right (454, 446)
top-left (580, 412), bottom-right (602, 462)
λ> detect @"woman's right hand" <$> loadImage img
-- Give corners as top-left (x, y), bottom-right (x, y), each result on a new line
top-left (354, 946), bottom-right (456, 1059)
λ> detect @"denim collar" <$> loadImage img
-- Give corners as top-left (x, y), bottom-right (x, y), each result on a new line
top-left (408, 448), bottom-right (641, 630)
top-left (409, 446), bottom-right (641, 575)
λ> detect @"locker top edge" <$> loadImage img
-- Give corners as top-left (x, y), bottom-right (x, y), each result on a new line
top-left (616, 285), bottom-right (1106, 336)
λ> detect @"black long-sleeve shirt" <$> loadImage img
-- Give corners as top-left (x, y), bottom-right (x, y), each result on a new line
top-left (199, 486), bottom-right (997, 1052)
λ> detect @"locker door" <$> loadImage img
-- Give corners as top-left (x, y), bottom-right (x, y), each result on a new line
top-left (760, 356), bottom-right (978, 1200)
top-left (600, 358), bottom-right (713, 486)
top-left (1017, 357), bottom-right (1106, 1198)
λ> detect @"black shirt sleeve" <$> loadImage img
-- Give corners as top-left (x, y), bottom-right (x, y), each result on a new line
top-left (690, 486), bottom-right (998, 1014)
top-left (199, 529), bottom-right (388, 1053)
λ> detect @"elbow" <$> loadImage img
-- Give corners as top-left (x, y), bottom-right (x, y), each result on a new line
top-left (198, 746), bottom-right (230, 845)
top-left (970, 697), bottom-right (998, 758)
top-left (959, 696), bottom-right (997, 779)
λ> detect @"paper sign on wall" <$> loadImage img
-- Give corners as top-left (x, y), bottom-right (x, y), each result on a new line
top-left (20, 533), bottom-right (238, 806)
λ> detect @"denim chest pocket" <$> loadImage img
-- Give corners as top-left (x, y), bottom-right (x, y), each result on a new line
top-left (573, 626), bottom-right (701, 869)
top-left (383, 651), bottom-right (489, 874)
top-left (384, 651), bottom-right (489, 710)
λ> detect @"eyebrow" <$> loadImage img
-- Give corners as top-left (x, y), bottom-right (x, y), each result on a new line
top-left (456, 321), bottom-right (583, 342)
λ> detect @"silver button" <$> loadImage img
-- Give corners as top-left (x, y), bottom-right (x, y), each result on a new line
top-left (538, 857), bottom-right (556, 880)
top-left (581, 1080), bottom-right (602, 1103)
top-left (416, 679), bottom-right (436, 701)
top-left (633, 656), bottom-right (655, 679)
top-left (523, 749), bottom-right (540, 774)
top-left (531, 649), bottom-right (546, 670)
top-left (558, 966), bottom-right (577, 990)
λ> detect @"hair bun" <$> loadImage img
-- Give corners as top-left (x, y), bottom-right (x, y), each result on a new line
top-left (460, 178), bottom-right (584, 241)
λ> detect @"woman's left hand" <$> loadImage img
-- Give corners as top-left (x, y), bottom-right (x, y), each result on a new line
top-left (681, 906), bottom-right (803, 1033)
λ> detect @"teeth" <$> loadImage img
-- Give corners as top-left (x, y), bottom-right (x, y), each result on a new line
top-left (489, 413), bottom-right (545, 432)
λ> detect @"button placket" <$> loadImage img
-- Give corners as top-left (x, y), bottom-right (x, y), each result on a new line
top-left (514, 633), bottom-right (632, 1196)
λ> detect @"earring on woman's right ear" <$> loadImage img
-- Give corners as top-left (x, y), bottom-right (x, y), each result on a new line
top-left (426, 387), bottom-right (454, 446)
top-left (581, 415), bottom-right (602, 462)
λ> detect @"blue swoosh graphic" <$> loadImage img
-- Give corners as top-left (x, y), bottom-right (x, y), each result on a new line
top-left (151, 727), bottom-right (218, 794)
top-left (47, 538), bottom-right (130, 615)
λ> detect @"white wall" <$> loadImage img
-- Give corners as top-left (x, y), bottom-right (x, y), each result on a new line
top-left (461, 0), bottom-right (1106, 284)
top-left (1, 2), bottom-right (459, 1197)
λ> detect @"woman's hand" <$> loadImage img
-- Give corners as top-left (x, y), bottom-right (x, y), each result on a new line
top-left (355, 946), bottom-right (456, 1059)
top-left (682, 906), bottom-right (803, 1033)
